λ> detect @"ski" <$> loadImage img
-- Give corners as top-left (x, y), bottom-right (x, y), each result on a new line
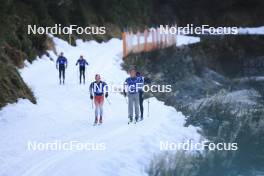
top-left (93, 123), bottom-right (103, 126)
top-left (128, 120), bottom-right (139, 124)
top-left (138, 118), bottom-right (144, 122)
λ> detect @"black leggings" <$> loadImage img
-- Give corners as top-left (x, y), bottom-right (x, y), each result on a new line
top-left (59, 65), bottom-right (65, 80)
top-left (139, 91), bottom-right (144, 118)
top-left (79, 66), bottom-right (85, 83)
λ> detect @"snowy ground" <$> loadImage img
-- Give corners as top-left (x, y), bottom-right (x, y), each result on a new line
top-left (238, 26), bottom-right (264, 35)
top-left (0, 36), bottom-right (200, 176)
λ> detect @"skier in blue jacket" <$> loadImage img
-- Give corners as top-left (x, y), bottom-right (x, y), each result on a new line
top-left (123, 66), bottom-right (143, 124)
top-left (76, 55), bottom-right (89, 84)
top-left (56, 52), bottom-right (68, 84)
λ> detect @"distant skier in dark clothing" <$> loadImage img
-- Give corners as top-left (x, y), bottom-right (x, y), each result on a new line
top-left (136, 72), bottom-right (151, 120)
top-left (76, 55), bottom-right (89, 84)
top-left (89, 74), bottom-right (108, 125)
top-left (56, 52), bottom-right (68, 84)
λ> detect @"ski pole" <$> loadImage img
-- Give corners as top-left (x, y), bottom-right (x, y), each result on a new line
top-left (106, 98), bottom-right (111, 105)
top-left (84, 71), bottom-right (86, 84)
top-left (77, 67), bottom-right (79, 83)
top-left (147, 99), bottom-right (150, 117)
top-left (91, 99), bottom-right (94, 109)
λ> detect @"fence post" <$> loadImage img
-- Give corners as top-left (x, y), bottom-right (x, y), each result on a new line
top-left (129, 30), bottom-right (134, 53)
top-left (151, 28), bottom-right (155, 50)
top-left (137, 30), bottom-right (140, 51)
top-left (156, 27), bottom-right (160, 49)
top-left (122, 31), bottom-right (127, 58)
top-left (144, 28), bottom-right (148, 52)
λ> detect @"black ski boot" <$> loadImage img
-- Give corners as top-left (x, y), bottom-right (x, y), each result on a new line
top-left (134, 117), bottom-right (139, 124)
top-left (93, 117), bottom-right (98, 126)
top-left (128, 117), bottom-right (133, 124)
top-left (98, 116), bottom-right (103, 125)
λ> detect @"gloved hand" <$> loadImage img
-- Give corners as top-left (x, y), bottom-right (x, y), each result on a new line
top-left (123, 90), bottom-right (127, 97)
top-left (105, 92), bottom-right (108, 98)
top-left (56, 65), bottom-right (58, 70)
top-left (90, 94), bottom-right (93, 99)
top-left (144, 77), bottom-right (151, 84)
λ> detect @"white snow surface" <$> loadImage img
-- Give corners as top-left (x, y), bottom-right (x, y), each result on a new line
top-left (238, 26), bottom-right (264, 35)
top-left (176, 35), bottom-right (200, 46)
top-left (0, 36), bottom-right (200, 176)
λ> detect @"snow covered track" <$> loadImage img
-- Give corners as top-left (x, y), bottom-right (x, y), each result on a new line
top-left (0, 37), bottom-right (200, 176)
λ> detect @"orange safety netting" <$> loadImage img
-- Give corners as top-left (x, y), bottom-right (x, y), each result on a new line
top-left (122, 27), bottom-right (177, 58)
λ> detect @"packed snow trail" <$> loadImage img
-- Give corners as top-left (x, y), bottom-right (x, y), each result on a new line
top-left (0, 37), bottom-right (200, 176)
